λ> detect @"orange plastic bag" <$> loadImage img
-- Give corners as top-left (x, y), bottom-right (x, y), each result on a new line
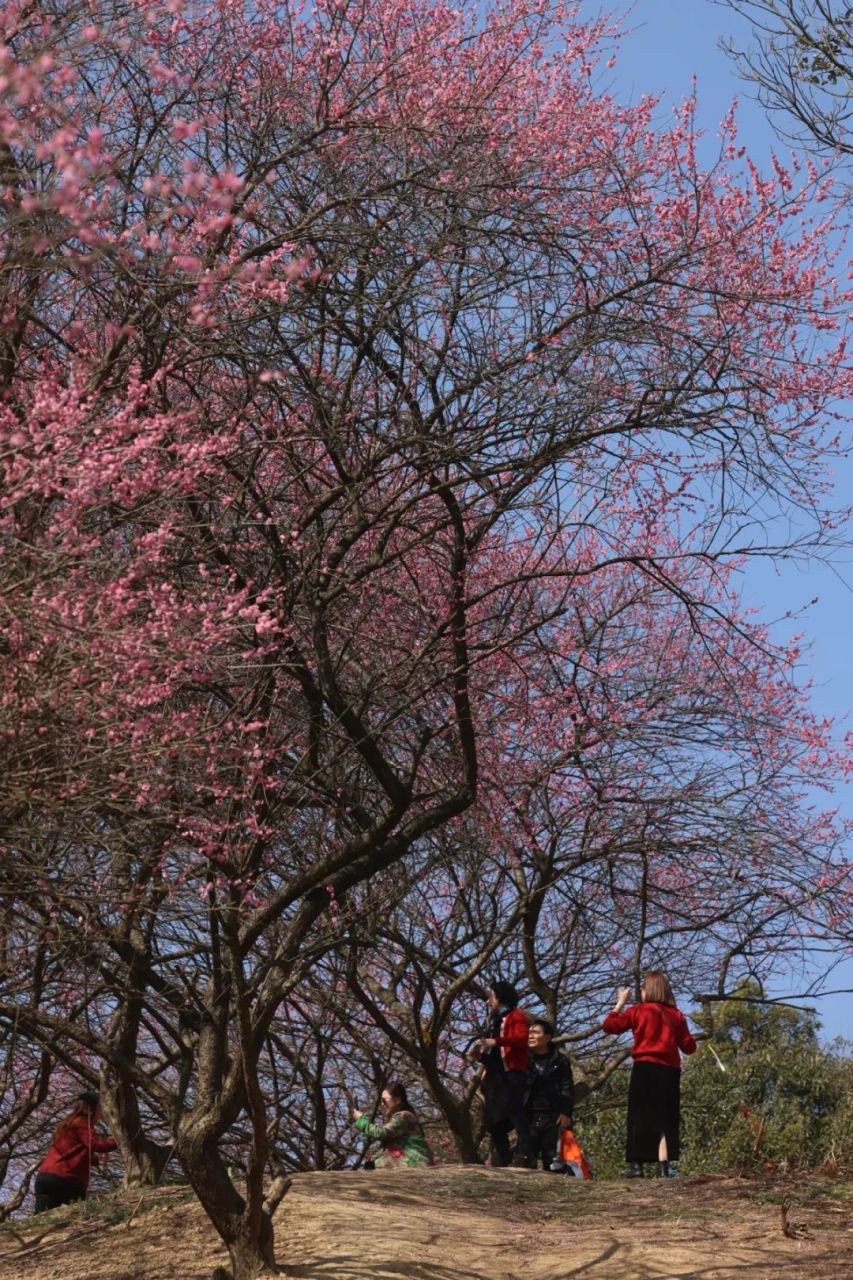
top-left (557, 1128), bottom-right (593, 1179)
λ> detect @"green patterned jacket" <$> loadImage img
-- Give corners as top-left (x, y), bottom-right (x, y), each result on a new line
top-left (354, 1108), bottom-right (435, 1169)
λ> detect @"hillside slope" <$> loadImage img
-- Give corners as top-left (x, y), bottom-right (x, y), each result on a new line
top-left (0, 1166), bottom-right (850, 1280)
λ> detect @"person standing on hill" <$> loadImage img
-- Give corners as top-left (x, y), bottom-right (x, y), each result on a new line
top-left (602, 970), bottom-right (697, 1178)
top-left (34, 1090), bottom-right (118, 1212)
top-left (518, 1018), bottom-right (574, 1171)
top-left (473, 979), bottom-right (530, 1166)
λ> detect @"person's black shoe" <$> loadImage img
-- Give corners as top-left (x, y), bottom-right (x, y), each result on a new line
top-left (657, 1160), bottom-right (677, 1178)
top-left (624, 1162), bottom-right (644, 1178)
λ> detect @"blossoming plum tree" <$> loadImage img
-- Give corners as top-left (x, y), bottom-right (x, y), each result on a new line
top-left (0, 0), bottom-right (850, 1274)
top-left (325, 542), bottom-right (851, 1160)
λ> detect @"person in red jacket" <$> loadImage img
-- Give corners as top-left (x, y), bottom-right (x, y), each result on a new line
top-left (472, 980), bottom-right (531, 1165)
top-left (602, 970), bottom-right (696, 1178)
top-left (34, 1091), bottom-right (118, 1213)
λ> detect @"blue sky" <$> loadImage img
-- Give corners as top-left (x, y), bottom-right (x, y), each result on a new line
top-left (603, 0), bottom-right (853, 1040)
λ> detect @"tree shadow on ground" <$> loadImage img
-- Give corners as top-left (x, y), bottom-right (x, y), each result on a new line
top-left (284, 1233), bottom-right (847, 1280)
top-left (284, 1244), bottom-right (626, 1280)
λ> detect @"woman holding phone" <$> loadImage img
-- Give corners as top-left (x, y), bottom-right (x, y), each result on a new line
top-left (602, 971), bottom-right (696, 1177)
top-left (353, 1082), bottom-right (435, 1170)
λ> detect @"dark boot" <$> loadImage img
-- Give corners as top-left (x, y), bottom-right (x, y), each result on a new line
top-left (624, 1162), bottom-right (644, 1178)
top-left (657, 1160), bottom-right (672, 1178)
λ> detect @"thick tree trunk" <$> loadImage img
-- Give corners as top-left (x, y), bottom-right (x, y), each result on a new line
top-left (179, 1134), bottom-right (280, 1280)
top-left (422, 1064), bottom-right (482, 1163)
top-left (448, 1114), bottom-right (483, 1163)
top-left (225, 1217), bottom-right (277, 1280)
top-left (123, 1136), bottom-right (173, 1188)
top-left (100, 1075), bottom-right (172, 1187)
top-left (99, 905), bottom-right (174, 1187)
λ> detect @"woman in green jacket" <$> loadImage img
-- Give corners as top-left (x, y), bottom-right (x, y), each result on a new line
top-left (353, 1082), bottom-right (435, 1169)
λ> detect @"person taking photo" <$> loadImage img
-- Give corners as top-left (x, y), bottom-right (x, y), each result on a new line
top-left (353, 1082), bottom-right (435, 1170)
top-left (602, 970), bottom-right (696, 1177)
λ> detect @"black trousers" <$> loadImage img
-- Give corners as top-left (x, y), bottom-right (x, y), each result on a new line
top-left (34, 1172), bottom-right (85, 1213)
top-left (626, 1061), bottom-right (682, 1163)
top-left (484, 1069), bottom-right (530, 1166)
top-left (519, 1114), bottom-right (560, 1170)
top-left (505, 1070), bottom-right (530, 1159)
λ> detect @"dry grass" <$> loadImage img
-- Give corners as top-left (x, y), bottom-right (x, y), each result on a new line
top-left (0, 1167), bottom-right (851, 1280)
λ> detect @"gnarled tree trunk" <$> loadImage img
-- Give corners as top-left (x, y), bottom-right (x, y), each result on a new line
top-left (101, 1074), bottom-right (172, 1187)
top-left (179, 1130), bottom-right (285, 1280)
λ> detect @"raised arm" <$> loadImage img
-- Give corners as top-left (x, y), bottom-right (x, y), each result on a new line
top-left (602, 987), bottom-right (633, 1035)
top-left (354, 1110), bottom-right (413, 1143)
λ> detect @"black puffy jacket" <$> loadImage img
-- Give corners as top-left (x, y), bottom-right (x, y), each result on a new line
top-left (523, 1048), bottom-right (574, 1119)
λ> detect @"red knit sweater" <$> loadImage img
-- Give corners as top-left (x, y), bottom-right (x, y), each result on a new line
top-left (39, 1116), bottom-right (118, 1190)
top-left (493, 1007), bottom-right (531, 1072)
top-left (602, 1002), bottom-right (697, 1069)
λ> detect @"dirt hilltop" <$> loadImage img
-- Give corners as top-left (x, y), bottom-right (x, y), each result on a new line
top-left (0, 1166), bottom-right (850, 1280)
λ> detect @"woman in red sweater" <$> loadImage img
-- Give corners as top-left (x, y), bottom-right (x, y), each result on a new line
top-left (34, 1091), bottom-right (118, 1213)
top-left (602, 971), bottom-right (696, 1178)
top-left (473, 980), bottom-right (531, 1165)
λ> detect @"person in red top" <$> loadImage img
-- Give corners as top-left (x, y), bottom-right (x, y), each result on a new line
top-left (34, 1091), bottom-right (118, 1213)
top-left (602, 970), bottom-right (696, 1178)
top-left (470, 980), bottom-right (531, 1165)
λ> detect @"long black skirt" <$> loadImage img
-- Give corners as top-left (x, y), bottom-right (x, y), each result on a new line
top-left (626, 1061), bottom-right (682, 1162)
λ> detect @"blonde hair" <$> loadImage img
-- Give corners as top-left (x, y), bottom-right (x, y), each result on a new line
top-left (643, 971), bottom-right (676, 1006)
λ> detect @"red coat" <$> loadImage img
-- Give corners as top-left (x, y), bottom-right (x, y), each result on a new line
top-left (494, 1007), bottom-right (531, 1072)
top-left (39, 1116), bottom-right (118, 1190)
top-left (602, 1001), bottom-right (697, 1069)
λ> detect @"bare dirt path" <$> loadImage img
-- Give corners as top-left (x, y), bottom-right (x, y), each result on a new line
top-left (284, 1168), bottom-right (853, 1280)
top-left (0, 1167), bottom-right (850, 1280)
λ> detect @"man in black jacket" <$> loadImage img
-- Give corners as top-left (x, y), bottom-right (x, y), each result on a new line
top-left (519, 1018), bottom-right (574, 1171)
